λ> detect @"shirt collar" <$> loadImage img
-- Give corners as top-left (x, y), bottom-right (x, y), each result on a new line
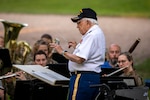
top-left (82, 25), bottom-right (98, 38)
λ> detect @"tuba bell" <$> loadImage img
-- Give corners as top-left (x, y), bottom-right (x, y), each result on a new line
top-left (0, 19), bottom-right (31, 64)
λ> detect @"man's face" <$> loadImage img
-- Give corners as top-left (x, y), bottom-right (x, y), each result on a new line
top-left (108, 45), bottom-right (121, 65)
top-left (108, 46), bottom-right (121, 60)
top-left (77, 18), bottom-right (89, 35)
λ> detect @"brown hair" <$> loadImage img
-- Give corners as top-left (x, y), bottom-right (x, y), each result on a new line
top-left (33, 50), bottom-right (47, 61)
top-left (119, 52), bottom-right (134, 66)
top-left (41, 34), bottom-right (53, 42)
top-left (32, 39), bottom-right (49, 54)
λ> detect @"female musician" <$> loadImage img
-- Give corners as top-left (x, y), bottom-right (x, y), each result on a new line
top-left (3, 50), bottom-right (49, 100)
top-left (26, 39), bottom-right (58, 65)
top-left (0, 36), bottom-right (5, 100)
top-left (41, 33), bottom-right (53, 45)
top-left (117, 52), bottom-right (143, 86)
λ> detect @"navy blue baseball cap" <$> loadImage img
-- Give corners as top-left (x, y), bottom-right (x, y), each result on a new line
top-left (71, 8), bottom-right (97, 23)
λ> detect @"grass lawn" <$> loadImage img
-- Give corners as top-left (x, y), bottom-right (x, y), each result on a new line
top-left (0, 0), bottom-right (150, 18)
top-left (135, 58), bottom-right (150, 81)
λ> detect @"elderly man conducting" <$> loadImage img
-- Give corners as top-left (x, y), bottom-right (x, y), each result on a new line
top-left (50, 8), bottom-right (106, 100)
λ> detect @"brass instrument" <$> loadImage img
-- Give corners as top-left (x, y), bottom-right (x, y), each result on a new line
top-left (0, 19), bottom-right (31, 64)
top-left (15, 41), bottom-right (32, 64)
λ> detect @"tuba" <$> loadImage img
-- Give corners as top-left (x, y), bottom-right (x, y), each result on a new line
top-left (0, 19), bottom-right (31, 64)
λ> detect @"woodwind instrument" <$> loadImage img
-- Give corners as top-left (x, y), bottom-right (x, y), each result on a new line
top-left (106, 66), bottom-right (129, 77)
top-left (0, 71), bottom-right (26, 80)
top-left (128, 38), bottom-right (141, 53)
top-left (0, 73), bottom-right (16, 80)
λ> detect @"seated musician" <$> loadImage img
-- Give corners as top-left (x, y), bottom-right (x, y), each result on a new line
top-left (101, 44), bottom-right (121, 68)
top-left (99, 52), bottom-right (147, 100)
top-left (117, 52), bottom-right (144, 86)
top-left (25, 39), bottom-right (58, 65)
top-left (0, 36), bottom-right (5, 100)
top-left (16, 50), bottom-right (49, 80)
top-left (4, 50), bottom-right (48, 100)
top-left (40, 34), bottom-right (68, 63)
top-left (0, 81), bottom-right (4, 100)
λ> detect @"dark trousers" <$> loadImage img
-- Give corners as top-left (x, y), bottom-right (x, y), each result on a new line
top-left (68, 72), bottom-right (100, 100)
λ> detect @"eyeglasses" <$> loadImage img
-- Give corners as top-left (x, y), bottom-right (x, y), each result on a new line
top-left (117, 60), bottom-right (127, 64)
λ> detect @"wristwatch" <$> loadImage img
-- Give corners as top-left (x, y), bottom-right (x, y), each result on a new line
top-left (61, 50), bottom-right (67, 56)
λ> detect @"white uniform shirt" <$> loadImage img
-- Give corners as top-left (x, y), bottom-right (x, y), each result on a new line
top-left (68, 25), bottom-right (105, 73)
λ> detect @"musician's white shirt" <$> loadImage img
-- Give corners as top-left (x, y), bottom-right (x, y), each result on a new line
top-left (68, 25), bottom-right (105, 73)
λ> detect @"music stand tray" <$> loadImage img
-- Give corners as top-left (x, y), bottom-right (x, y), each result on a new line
top-left (13, 65), bottom-right (70, 86)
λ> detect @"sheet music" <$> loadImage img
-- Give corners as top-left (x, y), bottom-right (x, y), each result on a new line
top-left (32, 71), bottom-right (67, 82)
top-left (13, 64), bottom-right (70, 86)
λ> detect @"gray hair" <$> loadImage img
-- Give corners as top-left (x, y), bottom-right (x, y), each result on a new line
top-left (83, 18), bottom-right (98, 25)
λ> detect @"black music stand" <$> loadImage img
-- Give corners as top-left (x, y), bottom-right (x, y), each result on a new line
top-left (115, 86), bottom-right (149, 100)
top-left (101, 76), bottom-right (137, 88)
top-left (47, 63), bottom-right (70, 78)
top-left (52, 53), bottom-right (69, 63)
top-left (101, 68), bottom-right (123, 76)
top-left (90, 76), bottom-right (137, 100)
top-left (0, 49), bottom-right (12, 100)
top-left (14, 79), bottom-right (69, 100)
top-left (0, 49), bottom-right (12, 76)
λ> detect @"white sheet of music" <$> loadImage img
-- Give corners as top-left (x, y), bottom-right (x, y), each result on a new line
top-left (13, 64), bottom-right (70, 86)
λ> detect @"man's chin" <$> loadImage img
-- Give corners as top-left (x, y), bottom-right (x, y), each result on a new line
top-left (111, 59), bottom-right (117, 64)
